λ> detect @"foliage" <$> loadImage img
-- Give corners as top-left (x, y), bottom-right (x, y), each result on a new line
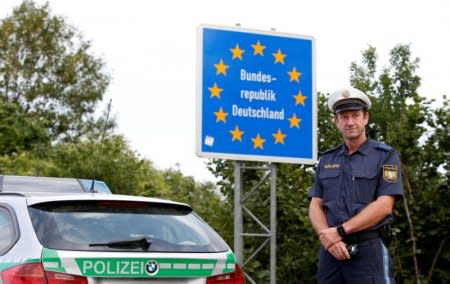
top-left (0, 99), bottom-right (49, 155)
top-left (351, 44), bottom-right (449, 283)
top-left (0, 1), bottom-right (109, 145)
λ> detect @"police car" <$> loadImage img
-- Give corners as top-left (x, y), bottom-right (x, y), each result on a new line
top-left (0, 175), bottom-right (244, 283)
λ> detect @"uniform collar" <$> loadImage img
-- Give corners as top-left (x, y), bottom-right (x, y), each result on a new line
top-left (336, 144), bottom-right (346, 156)
top-left (356, 138), bottom-right (372, 156)
top-left (338, 137), bottom-right (372, 156)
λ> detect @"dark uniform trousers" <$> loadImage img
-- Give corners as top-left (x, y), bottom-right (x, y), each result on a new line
top-left (318, 238), bottom-right (394, 284)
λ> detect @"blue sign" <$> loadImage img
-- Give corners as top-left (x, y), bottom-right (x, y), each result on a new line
top-left (196, 25), bottom-right (317, 164)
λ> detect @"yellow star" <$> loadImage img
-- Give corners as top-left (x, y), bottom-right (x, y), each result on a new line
top-left (288, 113), bottom-right (301, 128)
top-left (209, 83), bottom-right (223, 99)
top-left (230, 125), bottom-right (245, 142)
top-left (294, 90), bottom-right (307, 106)
top-left (272, 48), bottom-right (286, 64)
top-left (252, 133), bottom-right (265, 149)
top-left (272, 129), bottom-right (287, 144)
top-left (230, 44), bottom-right (245, 60)
top-left (214, 107), bottom-right (228, 123)
top-left (214, 59), bottom-right (229, 76)
top-left (288, 67), bottom-right (301, 83)
top-left (251, 40), bottom-right (266, 56)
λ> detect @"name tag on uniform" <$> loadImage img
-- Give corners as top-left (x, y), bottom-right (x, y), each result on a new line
top-left (383, 165), bottom-right (398, 182)
top-left (324, 163), bottom-right (340, 169)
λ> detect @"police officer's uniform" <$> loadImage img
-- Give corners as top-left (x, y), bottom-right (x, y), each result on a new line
top-left (309, 87), bottom-right (404, 283)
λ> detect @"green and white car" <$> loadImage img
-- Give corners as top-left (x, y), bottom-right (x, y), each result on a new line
top-left (0, 175), bottom-right (244, 284)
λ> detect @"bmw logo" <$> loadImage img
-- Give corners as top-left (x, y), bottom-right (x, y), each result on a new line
top-left (145, 260), bottom-right (159, 275)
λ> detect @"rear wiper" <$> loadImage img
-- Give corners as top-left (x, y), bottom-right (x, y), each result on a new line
top-left (89, 237), bottom-right (152, 250)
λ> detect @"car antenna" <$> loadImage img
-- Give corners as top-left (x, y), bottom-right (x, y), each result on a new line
top-left (90, 99), bottom-right (112, 192)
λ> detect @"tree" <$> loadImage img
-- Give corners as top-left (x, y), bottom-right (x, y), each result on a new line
top-left (351, 44), bottom-right (449, 283)
top-left (0, 1), bottom-right (109, 148)
top-left (0, 98), bottom-right (49, 155)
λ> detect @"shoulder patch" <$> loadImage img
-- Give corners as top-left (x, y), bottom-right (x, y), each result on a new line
top-left (375, 143), bottom-right (393, 152)
top-left (320, 145), bottom-right (341, 156)
top-left (383, 165), bottom-right (398, 182)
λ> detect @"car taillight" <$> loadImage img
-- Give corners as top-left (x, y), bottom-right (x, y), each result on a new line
top-left (1, 263), bottom-right (47, 284)
top-left (1, 263), bottom-right (87, 284)
top-left (206, 264), bottom-right (246, 284)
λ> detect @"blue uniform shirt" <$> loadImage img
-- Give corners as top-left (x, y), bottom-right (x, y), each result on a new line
top-left (309, 138), bottom-right (403, 229)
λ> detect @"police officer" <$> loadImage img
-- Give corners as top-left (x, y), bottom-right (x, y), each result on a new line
top-left (309, 87), bottom-right (403, 283)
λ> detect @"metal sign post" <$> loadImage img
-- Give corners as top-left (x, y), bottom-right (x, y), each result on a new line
top-left (234, 161), bottom-right (243, 265)
top-left (234, 161), bottom-right (277, 284)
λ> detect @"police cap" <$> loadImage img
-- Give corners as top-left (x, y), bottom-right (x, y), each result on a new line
top-left (328, 87), bottom-right (372, 113)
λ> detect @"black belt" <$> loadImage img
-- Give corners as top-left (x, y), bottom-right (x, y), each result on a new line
top-left (344, 230), bottom-right (380, 244)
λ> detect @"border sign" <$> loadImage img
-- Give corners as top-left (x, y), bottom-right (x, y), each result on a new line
top-left (196, 25), bottom-right (316, 164)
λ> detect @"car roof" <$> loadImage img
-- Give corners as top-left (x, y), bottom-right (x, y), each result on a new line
top-left (0, 175), bottom-right (190, 209)
top-left (0, 175), bottom-right (111, 194)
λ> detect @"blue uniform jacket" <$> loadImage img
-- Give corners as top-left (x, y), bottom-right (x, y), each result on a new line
top-left (309, 139), bottom-right (404, 229)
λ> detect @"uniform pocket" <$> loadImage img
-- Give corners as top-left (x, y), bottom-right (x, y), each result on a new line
top-left (319, 170), bottom-right (340, 202)
top-left (353, 169), bottom-right (377, 204)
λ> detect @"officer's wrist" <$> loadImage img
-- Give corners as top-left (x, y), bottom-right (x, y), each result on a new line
top-left (336, 225), bottom-right (347, 238)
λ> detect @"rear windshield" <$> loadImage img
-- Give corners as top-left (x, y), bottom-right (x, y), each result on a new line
top-left (28, 200), bottom-right (228, 253)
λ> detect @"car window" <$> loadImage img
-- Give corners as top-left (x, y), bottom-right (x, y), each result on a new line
top-left (0, 206), bottom-right (17, 255)
top-left (28, 200), bottom-right (228, 253)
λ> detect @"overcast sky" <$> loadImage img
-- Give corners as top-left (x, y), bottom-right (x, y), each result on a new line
top-left (1, 0), bottom-right (449, 182)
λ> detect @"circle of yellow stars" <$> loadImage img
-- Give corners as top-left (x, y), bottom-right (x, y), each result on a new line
top-left (208, 39), bottom-right (308, 151)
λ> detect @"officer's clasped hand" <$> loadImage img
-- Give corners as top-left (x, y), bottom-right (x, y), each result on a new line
top-left (319, 227), bottom-right (342, 250)
top-left (327, 241), bottom-right (351, 261)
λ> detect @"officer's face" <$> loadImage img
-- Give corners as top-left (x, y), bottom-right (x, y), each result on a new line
top-left (334, 110), bottom-right (369, 141)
